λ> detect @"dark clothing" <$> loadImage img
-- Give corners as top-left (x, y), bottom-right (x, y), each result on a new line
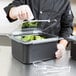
top-left (4, 0), bottom-right (74, 39)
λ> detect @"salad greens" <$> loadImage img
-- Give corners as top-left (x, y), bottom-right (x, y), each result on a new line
top-left (21, 35), bottom-right (45, 42)
top-left (22, 22), bottom-right (38, 28)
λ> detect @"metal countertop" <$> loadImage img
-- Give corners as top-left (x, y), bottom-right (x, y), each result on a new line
top-left (0, 46), bottom-right (76, 76)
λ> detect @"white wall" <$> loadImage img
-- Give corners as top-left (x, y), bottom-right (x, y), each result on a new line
top-left (0, 0), bottom-right (22, 35)
top-left (71, 3), bottom-right (76, 24)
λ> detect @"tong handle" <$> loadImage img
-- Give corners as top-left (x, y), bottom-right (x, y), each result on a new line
top-left (24, 19), bottom-right (57, 23)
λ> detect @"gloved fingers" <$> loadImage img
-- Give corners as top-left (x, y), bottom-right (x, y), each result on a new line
top-left (17, 5), bottom-right (34, 20)
top-left (17, 10), bottom-right (28, 20)
top-left (55, 50), bottom-right (62, 59)
top-left (57, 44), bottom-right (65, 52)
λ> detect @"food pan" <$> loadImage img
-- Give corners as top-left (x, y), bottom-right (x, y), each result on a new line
top-left (10, 27), bottom-right (60, 64)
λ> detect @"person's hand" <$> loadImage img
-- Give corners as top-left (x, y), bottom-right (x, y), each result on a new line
top-left (55, 39), bottom-right (68, 59)
top-left (55, 44), bottom-right (66, 59)
top-left (9, 5), bottom-right (34, 20)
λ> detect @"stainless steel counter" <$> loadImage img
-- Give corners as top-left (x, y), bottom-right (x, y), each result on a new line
top-left (0, 46), bottom-right (76, 76)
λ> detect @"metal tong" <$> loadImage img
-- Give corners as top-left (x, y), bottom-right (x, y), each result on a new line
top-left (24, 19), bottom-right (57, 23)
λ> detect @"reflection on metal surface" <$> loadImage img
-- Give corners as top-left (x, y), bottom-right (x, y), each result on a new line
top-left (33, 60), bottom-right (71, 75)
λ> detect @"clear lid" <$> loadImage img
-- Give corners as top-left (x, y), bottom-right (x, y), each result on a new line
top-left (10, 19), bottom-right (57, 36)
top-left (8, 19), bottom-right (63, 44)
top-left (11, 28), bottom-right (42, 36)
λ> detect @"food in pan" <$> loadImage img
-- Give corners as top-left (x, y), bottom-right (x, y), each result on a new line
top-left (22, 22), bottom-right (38, 28)
top-left (21, 35), bottom-right (45, 42)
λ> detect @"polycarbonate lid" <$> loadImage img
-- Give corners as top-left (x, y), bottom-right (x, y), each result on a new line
top-left (11, 28), bottom-right (42, 36)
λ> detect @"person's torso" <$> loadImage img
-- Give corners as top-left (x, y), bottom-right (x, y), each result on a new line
top-left (25, 0), bottom-right (69, 36)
